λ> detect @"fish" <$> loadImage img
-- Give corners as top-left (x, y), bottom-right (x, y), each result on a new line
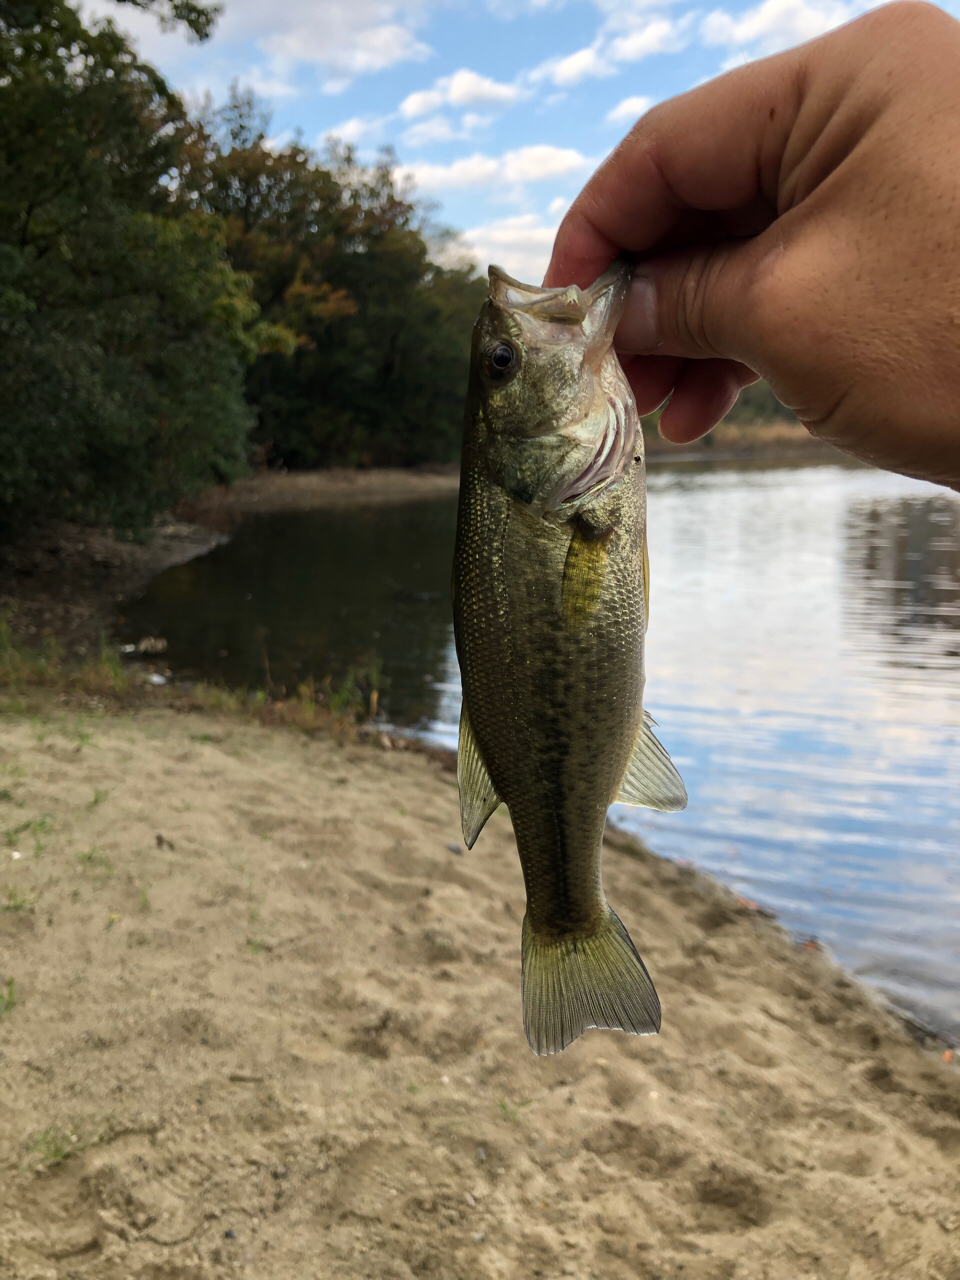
top-left (452, 257), bottom-right (687, 1056)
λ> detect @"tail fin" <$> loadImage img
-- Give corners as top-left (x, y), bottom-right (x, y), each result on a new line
top-left (521, 906), bottom-right (661, 1056)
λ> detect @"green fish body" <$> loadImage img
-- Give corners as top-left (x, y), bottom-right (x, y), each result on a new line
top-left (452, 259), bottom-right (687, 1056)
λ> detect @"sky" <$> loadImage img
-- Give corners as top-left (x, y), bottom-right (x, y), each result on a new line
top-left (91, 0), bottom-right (955, 282)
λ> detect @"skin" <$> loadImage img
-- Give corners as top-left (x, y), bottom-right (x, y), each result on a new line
top-left (544, 1), bottom-right (960, 491)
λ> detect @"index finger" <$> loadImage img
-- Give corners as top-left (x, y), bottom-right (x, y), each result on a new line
top-left (543, 43), bottom-right (806, 288)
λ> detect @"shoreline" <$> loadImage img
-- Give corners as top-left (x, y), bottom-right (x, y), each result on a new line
top-left (1, 702), bottom-right (958, 1279)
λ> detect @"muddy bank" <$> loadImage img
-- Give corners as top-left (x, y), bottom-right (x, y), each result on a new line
top-left (180, 464), bottom-right (463, 527)
top-left (1, 706), bottom-right (958, 1280)
top-left (643, 419), bottom-right (844, 463)
top-left (0, 521), bottom-right (226, 658)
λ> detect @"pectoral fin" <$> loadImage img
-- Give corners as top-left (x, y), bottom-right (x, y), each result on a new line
top-left (458, 703), bottom-right (502, 848)
top-left (616, 710), bottom-right (687, 812)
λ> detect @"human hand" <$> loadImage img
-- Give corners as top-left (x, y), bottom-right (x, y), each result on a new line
top-left (545, 1), bottom-right (960, 489)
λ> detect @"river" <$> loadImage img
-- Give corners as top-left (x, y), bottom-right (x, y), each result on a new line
top-left (119, 459), bottom-right (960, 1042)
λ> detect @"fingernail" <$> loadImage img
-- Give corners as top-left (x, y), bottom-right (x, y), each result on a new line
top-left (615, 274), bottom-right (658, 353)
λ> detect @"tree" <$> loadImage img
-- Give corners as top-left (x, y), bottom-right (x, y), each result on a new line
top-left (0, 0), bottom-right (256, 532)
top-left (193, 91), bottom-right (487, 469)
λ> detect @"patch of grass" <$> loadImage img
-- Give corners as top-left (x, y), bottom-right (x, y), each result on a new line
top-left (497, 1098), bottom-right (532, 1123)
top-left (246, 938), bottom-right (268, 955)
top-left (1, 620), bottom-right (130, 698)
top-left (2, 886), bottom-right (35, 912)
top-left (138, 887), bottom-right (151, 912)
top-left (25, 1126), bottom-right (77, 1166)
top-left (406, 1083), bottom-right (420, 1094)
top-left (1, 615), bottom-right (400, 742)
top-left (0, 787), bottom-right (16, 803)
top-left (4, 815), bottom-right (52, 848)
top-left (325, 661), bottom-right (382, 720)
top-left (88, 789), bottom-right (109, 808)
top-left (0, 976), bottom-right (17, 1018)
top-left (77, 847), bottom-right (114, 877)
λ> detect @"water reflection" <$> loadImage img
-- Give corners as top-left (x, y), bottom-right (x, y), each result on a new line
top-left (120, 464), bottom-right (960, 1042)
top-left (119, 500), bottom-right (458, 724)
top-left (845, 495), bottom-right (960, 665)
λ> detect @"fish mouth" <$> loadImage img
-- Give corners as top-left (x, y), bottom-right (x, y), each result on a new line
top-left (487, 258), bottom-right (639, 515)
top-left (488, 257), bottom-right (632, 362)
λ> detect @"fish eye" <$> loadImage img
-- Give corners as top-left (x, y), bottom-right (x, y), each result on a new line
top-left (483, 340), bottom-right (519, 382)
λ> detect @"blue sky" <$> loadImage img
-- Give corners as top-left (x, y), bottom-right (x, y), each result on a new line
top-left (93, 0), bottom-right (954, 281)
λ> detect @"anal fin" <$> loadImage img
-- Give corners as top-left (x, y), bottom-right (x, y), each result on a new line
top-left (616, 709), bottom-right (687, 812)
top-left (458, 702), bottom-right (501, 848)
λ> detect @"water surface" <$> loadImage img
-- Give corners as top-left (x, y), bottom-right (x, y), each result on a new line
top-left (120, 462), bottom-right (960, 1040)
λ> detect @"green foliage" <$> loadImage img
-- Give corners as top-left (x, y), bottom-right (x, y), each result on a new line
top-left (192, 91), bottom-right (487, 468)
top-left (0, 0), bottom-right (254, 534)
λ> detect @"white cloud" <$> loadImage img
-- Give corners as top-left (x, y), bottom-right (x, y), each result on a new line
top-left (91, 0), bottom-right (435, 95)
top-left (324, 114), bottom-right (388, 144)
top-left (403, 116), bottom-right (458, 145)
top-left (542, 45), bottom-right (613, 87)
top-left (400, 68), bottom-right (524, 119)
top-left (264, 20), bottom-right (430, 79)
top-left (400, 144), bottom-right (591, 192)
top-left (547, 195), bottom-right (569, 218)
top-left (531, 13), bottom-right (692, 89)
top-left (607, 14), bottom-right (691, 61)
top-left (401, 112), bottom-right (492, 146)
top-left (605, 93), bottom-right (654, 124)
top-left (460, 214), bottom-right (560, 283)
top-left (701, 0), bottom-right (864, 56)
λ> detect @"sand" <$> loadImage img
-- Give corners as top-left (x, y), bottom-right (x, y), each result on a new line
top-left (2, 705), bottom-right (959, 1280)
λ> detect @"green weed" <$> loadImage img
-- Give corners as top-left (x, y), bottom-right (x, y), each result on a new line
top-left (0, 977), bottom-right (17, 1018)
top-left (77, 847), bottom-right (114, 876)
top-left (89, 789), bottom-right (110, 808)
top-left (497, 1098), bottom-right (532, 1123)
top-left (2, 886), bottom-right (35, 912)
top-left (138, 887), bottom-right (151, 912)
top-left (4, 815), bottom-right (51, 848)
top-left (25, 1126), bottom-right (76, 1166)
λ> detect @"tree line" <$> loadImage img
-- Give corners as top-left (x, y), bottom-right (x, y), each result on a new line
top-left (0, 0), bottom-right (486, 534)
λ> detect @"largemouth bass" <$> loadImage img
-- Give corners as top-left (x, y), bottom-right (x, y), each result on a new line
top-left (452, 258), bottom-right (687, 1056)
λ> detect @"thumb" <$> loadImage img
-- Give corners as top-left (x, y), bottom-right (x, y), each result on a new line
top-left (616, 239), bottom-right (768, 364)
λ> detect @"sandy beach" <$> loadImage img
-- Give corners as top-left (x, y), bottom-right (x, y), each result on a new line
top-left (2, 704), bottom-right (959, 1280)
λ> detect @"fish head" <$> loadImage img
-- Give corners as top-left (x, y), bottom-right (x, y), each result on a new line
top-left (466, 258), bottom-right (639, 516)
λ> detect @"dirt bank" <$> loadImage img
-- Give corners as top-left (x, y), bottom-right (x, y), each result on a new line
top-left (0, 522), bottom-right (226, 658)
top-left (1, 706), bottom-right (958, 1280)
top-left (180, 464), bottom-right (462, 526)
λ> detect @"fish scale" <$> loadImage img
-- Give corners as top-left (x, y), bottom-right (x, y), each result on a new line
top-left (452, 258), bottom-right (687, 1056)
